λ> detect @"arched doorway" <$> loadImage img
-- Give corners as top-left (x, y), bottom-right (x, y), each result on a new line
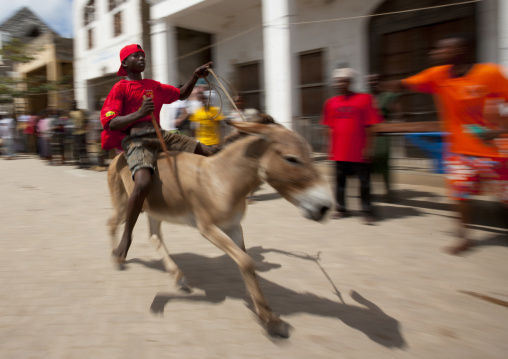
top-left (368, 0), bottom-right (477, 122)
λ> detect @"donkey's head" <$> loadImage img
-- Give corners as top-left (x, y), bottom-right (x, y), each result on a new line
top-left (229, 121), bottom-right (332, 221)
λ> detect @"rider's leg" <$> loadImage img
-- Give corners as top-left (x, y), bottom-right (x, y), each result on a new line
top-left (161, 130), bottom-right (218, 156)
top-left (112, 167), bottom-right (152, 261)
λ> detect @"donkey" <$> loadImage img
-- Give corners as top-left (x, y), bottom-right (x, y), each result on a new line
top-left (107, 121), bottom-right (332, 337)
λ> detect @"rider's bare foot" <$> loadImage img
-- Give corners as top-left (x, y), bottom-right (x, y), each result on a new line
top-left (445, 238), bottom-right (474, 255)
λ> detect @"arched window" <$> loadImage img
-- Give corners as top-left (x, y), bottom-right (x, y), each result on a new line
top-left (113, 11), bottom-right (123, 37)
top-left (26, 26), bottom-right (41, 38)
top-left (84, 0), bottom-right (95, 26)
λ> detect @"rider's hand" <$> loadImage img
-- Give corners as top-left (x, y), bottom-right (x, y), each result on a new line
top-left (138, 97), bottom-right (155, 117)
top-left (194, 62), bottom-right (213, 78)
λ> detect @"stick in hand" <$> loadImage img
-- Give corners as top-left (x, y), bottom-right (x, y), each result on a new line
top-left (143, 95), bottom-right (173, 170)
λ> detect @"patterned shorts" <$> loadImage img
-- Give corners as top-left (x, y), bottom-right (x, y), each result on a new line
top-left (445, 153), bottom-right (508, 202)
top-left (121, 128), bottom-right (198, 178)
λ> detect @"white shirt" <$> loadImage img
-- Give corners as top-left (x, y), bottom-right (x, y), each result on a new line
top-left (160, 101), bottom-right (187, 130)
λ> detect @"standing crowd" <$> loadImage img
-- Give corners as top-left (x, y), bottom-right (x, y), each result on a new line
top-left (0, 100), bottom-right (107, 170)
top-left (3, 33), bottom-right (507, 257)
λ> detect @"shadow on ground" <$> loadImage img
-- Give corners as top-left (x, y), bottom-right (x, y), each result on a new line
top-left (371, 189), bottom-right (508, 252)
top-left (375, 189), bottom-right (508, 228)
top-left (129, 246), bottom-right (406, 348)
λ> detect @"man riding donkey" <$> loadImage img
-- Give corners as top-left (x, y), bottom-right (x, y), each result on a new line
top-left (101, 44), bottom-right (218, 263)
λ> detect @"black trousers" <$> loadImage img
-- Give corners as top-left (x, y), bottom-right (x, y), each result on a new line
top-left (334, 161), bottom-right (373, 214)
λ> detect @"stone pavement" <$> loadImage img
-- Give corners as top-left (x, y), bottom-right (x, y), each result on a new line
top-left (1, 156), bottom-right (508, 358)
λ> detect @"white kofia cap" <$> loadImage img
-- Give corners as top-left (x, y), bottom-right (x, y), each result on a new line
top-left (332, 68), bottom-right (356, 79)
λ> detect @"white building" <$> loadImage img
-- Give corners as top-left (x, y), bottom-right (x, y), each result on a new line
top-left (74, 0), bottom-right (507, 136)
top-left (73, 0), bottom-right (152, 112)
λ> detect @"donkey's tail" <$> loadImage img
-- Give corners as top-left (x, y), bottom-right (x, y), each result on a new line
top-left (107, 154), bottom-right (130, 250)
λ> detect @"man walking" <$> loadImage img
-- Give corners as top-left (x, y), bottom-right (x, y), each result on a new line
top-left (393, 34), bottom-right (508, 254)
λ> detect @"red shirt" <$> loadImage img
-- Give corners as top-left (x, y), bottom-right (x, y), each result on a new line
top-left (321, 93), bottom-right (382, 162)
top-left (100, 79), bottom-right (180, 149)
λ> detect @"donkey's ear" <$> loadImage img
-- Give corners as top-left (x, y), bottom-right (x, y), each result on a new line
top-left (227, 121), bottom-right (272, 139)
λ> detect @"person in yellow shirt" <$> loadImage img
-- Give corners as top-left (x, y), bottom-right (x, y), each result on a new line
top-left (189, 91), bottom-right (224, 145)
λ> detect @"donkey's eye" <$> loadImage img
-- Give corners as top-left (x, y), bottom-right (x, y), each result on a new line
top-left (283, 155), bottom-right (301, 165)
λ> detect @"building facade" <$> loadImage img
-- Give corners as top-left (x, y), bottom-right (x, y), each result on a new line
top-left (0, 7), bottom-right (73, 115)
top-left (73, 0), bottom-right (507, 132)
top-left (73, 0), bottom-right (152, 113)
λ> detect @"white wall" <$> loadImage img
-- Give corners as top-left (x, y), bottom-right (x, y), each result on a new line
top-left (291, 0), bottom-right (381, 92)
top-left (207, 0), bottom-right (382, 115)
top-left (496, 0), bottom-right (508, 68)
top-left (477, 0), bottom-right (500, 64)
top-left (85, 0), bottom-right (504, 116)
top-left (73, 0), bottom-right (145, 110)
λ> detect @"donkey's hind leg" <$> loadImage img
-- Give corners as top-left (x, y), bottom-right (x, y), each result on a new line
top-left (108, 200), bottom-right (127, 254)
top-left (107, 161), bottom-right (129, 254)
top-left (147, 216), bottom-right (191, 292)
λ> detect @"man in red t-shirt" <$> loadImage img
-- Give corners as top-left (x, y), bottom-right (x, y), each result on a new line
top-left (101, 44), bottom-right (215, 263)
top-left (392, 34), bottom-right (508, 254)
top-left (321, 68), bottom-right (382, 224)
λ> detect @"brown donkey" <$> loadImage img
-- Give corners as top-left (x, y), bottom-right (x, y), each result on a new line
top-left (107, 121), bottom-right (332, 337)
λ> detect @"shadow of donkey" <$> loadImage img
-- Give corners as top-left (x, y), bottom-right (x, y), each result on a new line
top-left (129, 246), bottom-right (406, 348)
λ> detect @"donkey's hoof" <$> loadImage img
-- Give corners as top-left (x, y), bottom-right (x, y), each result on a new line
top-left (111, 252), bottom-right (126, 270)
top-left (177, 276), bottom-right (192, 293)
top-left (266, 318), bottom-right (290, 338)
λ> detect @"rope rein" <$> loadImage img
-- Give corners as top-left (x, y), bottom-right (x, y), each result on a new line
top-left (143, 95), bottom-right (174, 170)
top-left (206, 67), bottom-right (246, 122)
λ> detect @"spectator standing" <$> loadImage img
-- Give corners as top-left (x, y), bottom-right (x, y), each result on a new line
top-left (16, 114), bottom-right (30, 153)
top-left (0, 115), bottom-right (6, 157)
top-left (321, 68), bottom-right (382, 224)
top-left (189, 90), bottom-right (225, 146)
top-left (49, 111), bottom-right (67, 165)
top-left (366, 74), bottom-right (402, 201)
top-left (88, 98), bottom-right (107, 169)
top-left (37, 111), bottom-right (51, 160)
top-left (159, 87), bottom-right (202, 137)
top-left (24, 114), bottom-right (38, 154)
top-left (227, 96), bottom-right (259, 122)
top-left (225, 95), bottom-right (260, 139)
top-left (69, 100), bottom-right (90, 168)
top-left (393, 34), bottom-right (508, 254)
top-left (0, 114), bottom-right (17, 160)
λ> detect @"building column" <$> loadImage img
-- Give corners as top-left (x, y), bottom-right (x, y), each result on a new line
top-left (500, 0), bottom-right (508, 68)
top-left (150, 18), bottom-right (178, 86)
top-left (262, 0), bottom-right (295, 129)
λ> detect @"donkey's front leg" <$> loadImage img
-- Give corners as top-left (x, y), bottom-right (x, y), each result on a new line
top-left (223, 224), bottom-right (246, 252)
top-left (198, 222), bottom-right (289, 338)
top-left (147, 216), bottom-right (190, 292)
